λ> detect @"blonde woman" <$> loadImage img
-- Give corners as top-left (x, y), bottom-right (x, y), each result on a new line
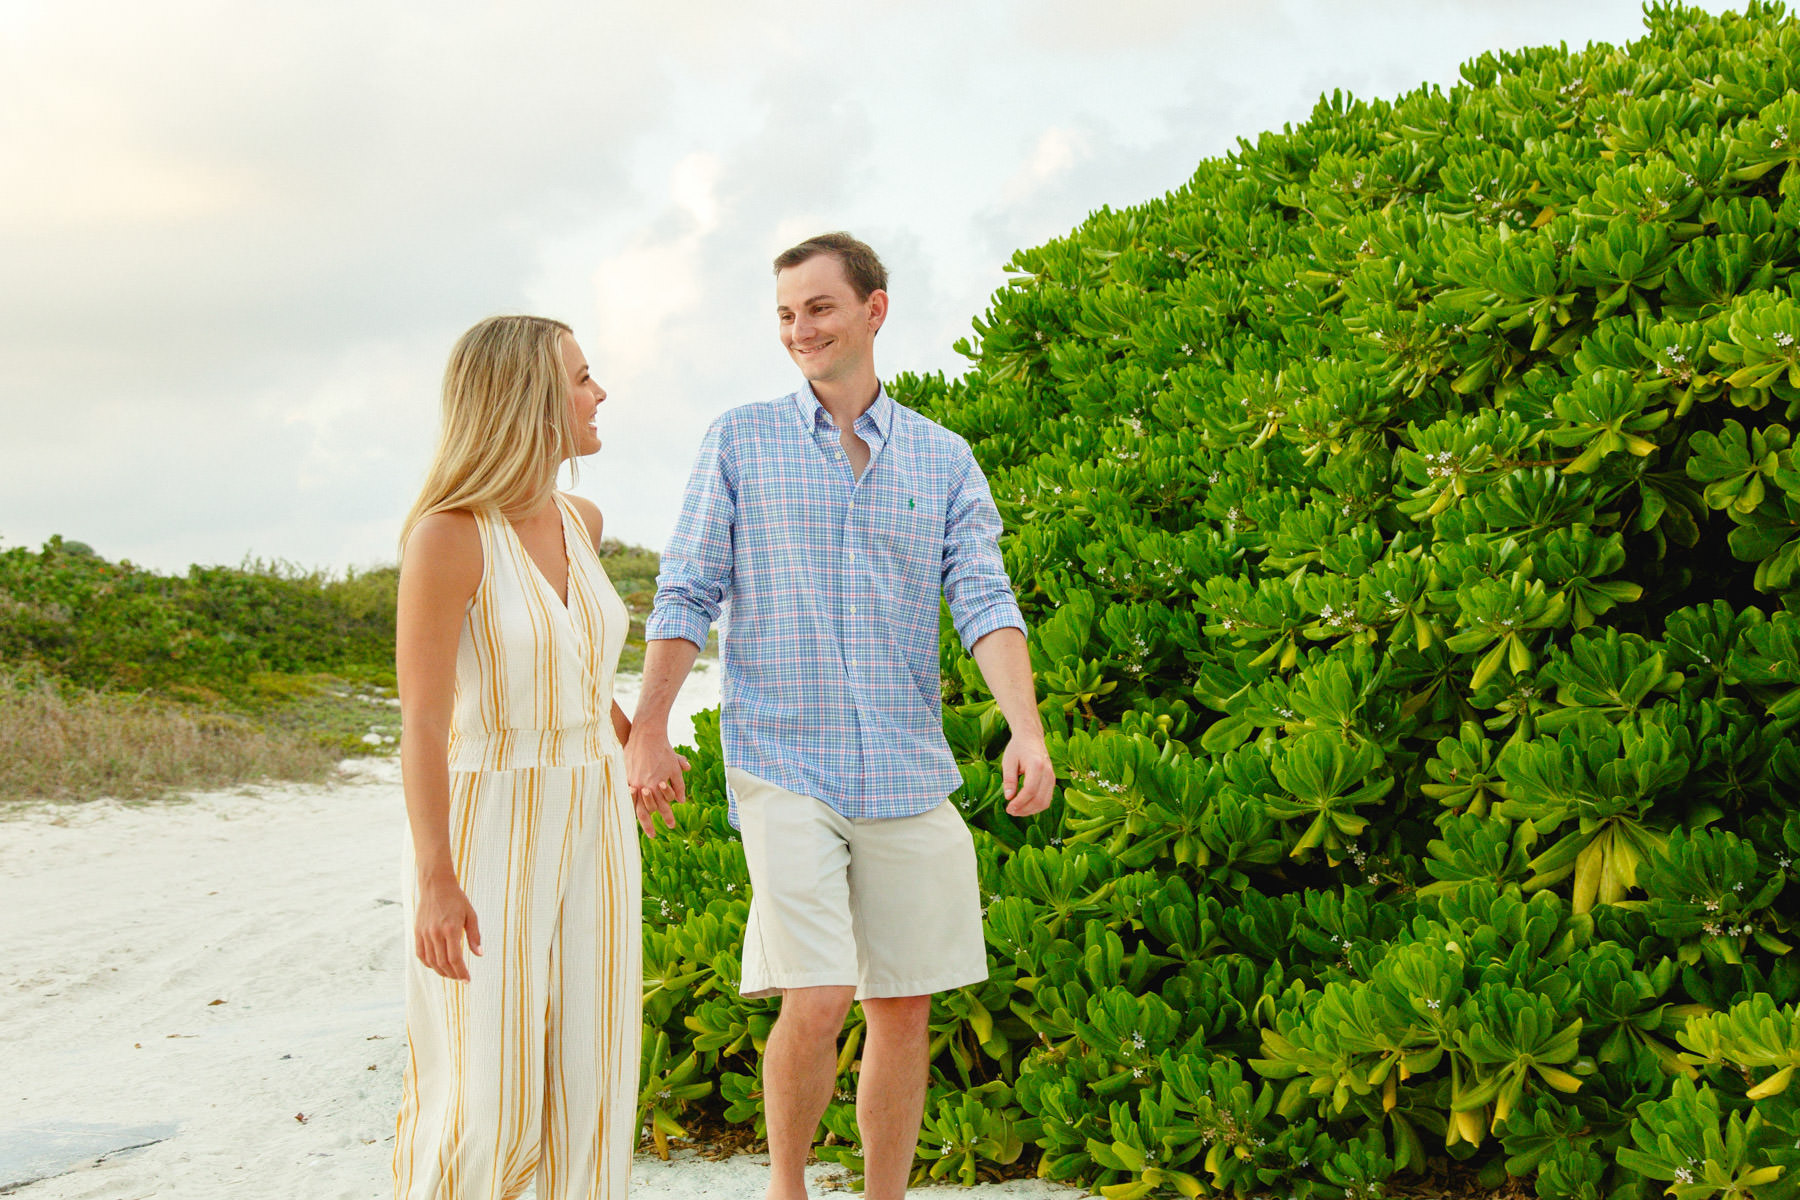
top-left (392, 316), bottom-right (669, 1199)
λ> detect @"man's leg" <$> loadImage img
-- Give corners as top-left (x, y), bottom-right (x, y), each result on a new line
top-left (856, 994), bottom-right (932, 1200)
top-left (843, 799), bottom-right (988, 1200)
top-left (764, 985), bottom-right (856, 1200)
top-left (727, 768), bottom-right (860, 1200)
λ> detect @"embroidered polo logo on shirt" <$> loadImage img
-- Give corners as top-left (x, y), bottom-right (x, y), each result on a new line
top-left (907, 498), bottom-right (915, 508)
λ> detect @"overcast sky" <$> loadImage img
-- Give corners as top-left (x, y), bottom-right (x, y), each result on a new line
top-left (0, 0), bottom-right (1738, 574)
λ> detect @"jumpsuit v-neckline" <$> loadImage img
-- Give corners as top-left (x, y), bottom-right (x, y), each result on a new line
top-left (502, 496), bottom-right (576, 611)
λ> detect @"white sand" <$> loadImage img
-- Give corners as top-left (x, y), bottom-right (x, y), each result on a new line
top-left (0, 665), bottom-right (1081, 1200)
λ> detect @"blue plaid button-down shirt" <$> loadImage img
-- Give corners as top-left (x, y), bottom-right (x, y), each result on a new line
top-left (645, 382), bottom-right (1027, 824)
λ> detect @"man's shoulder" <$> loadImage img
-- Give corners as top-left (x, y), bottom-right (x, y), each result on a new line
top-left (889, 400), bottom-right (971, 457)
top-left (710, 396), bottom-right (799, 440)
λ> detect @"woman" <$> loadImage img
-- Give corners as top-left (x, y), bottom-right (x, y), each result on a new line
top-left (391, 315), bottom-right (658, 1199)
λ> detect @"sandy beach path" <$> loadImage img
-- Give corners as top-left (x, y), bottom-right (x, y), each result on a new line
top-left (0, 668), bottom-right (731, 1197)
top-left (2, 752), bottom-right (416, 1197)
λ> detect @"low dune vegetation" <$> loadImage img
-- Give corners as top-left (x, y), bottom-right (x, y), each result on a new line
top-left (0, 532), bottom-right (662, 804)
top-left (0, 666), bottom-right (340, 803)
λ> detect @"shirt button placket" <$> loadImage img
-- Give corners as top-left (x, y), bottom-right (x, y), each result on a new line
top-left (846, 503), bottom-right (858, 617)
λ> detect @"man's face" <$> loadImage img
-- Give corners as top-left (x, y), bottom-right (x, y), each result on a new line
top-left (775, 253), bottom-right (886, 388)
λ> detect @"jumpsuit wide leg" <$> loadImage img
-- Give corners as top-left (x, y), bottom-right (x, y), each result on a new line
top-left (394, 762), bottom-right (640, 1199)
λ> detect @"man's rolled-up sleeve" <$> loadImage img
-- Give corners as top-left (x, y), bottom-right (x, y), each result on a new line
top-left (941, 441), bottom-right (1027, 651)
top-left (646, 421), bottom-right (736, 650)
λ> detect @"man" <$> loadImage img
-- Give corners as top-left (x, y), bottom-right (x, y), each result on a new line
top-left (626, 232), bottom-right (1053, 1200)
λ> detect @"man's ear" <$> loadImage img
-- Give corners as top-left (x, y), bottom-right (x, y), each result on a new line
top-left (867, 288), bottom-right (889, 336)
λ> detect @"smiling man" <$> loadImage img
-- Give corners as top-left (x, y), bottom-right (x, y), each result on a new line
top-left (626, 232), bottom-right (1054, 1200)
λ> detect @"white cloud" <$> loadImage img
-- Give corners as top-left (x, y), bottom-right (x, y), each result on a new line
top-left (589, 152), bottom-right (725, 383)
top-left (1001, 127), bottom-right (1093, 207)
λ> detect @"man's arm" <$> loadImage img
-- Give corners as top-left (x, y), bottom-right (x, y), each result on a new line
top-left (970, 627), bottom-right (1053, 815)
top-left (942, 443), bottom-right (1054, 817)
top-left (627, 637), bottom-right (702, 835)
top-left (628, 421), bottom-right (736, 835)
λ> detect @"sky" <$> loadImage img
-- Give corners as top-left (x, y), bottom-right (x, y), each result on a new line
top-left (0, 0), bottom-right (1741, 574)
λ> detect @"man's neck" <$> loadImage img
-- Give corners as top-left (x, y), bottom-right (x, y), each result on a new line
top-left (810, 370), bottom-right (881, 429)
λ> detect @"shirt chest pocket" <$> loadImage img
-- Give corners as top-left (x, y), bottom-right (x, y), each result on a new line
top-left (863, 493), bottom-right (942, 578)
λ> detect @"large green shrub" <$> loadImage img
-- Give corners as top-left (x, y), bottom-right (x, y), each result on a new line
top-left (639, 5), bottom-right (1800, 1197)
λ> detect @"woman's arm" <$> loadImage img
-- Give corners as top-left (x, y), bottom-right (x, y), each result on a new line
top-left (566, 493), bottom-right (633, 749)
top-left (396, 510), bottom-right (483, 981)
top-left (568, 493), bottom-right (634, 751)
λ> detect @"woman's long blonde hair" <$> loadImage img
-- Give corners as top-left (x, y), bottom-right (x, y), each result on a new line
top-left (399, 315), bottom-right (579, 555)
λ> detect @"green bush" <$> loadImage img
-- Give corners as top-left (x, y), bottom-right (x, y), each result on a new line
top-left (640, 4), bottom-right (1800, 1195)
top-left (0, 535), bottom-right (398, 692)
top-left (0, 533), bottom-right (661, 696)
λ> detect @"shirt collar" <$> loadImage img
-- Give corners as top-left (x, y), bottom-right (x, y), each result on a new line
top-left (793, 381), bottom-right (895, 442)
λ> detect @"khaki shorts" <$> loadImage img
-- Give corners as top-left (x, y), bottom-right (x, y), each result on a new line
top-left (729, 768), bottom-right (988, 1001)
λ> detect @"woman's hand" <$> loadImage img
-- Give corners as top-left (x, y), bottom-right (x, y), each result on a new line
top-left (414, 875), bottom-right (482, 982)
top-left (629, 755), bottom-right (692, 839)
top-left (625, 725), bottom-right (692, 838)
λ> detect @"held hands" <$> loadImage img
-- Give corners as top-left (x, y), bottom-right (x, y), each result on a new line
top-left (1002, 734), bottom-right (1056, 817)
top-left (414, 874), bottom-right (482, 982)
top-left (624, 726), bottom-right (691, 838)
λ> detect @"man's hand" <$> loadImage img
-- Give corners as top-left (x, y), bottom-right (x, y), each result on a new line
top-left (625, 725), bottom-right (690, 838)
top-left (969, 628), bottom-right (1054, 817)
top-left (1001, 734), bottom-right (1055, 817)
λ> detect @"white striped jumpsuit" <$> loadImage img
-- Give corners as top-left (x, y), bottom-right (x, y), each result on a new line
top-left (395, 494), bottom-right (640, 1199)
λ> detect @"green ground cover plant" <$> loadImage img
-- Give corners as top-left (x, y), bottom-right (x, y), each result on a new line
top-left (636, 4), bottom-right (1800, 1196)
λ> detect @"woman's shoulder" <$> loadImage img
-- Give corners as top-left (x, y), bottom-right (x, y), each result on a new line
top-left (408, 507), bottom-right (481, 546)
top-left (402, 510), bottom-right (484, 583)
top-left (560, 492), bottom-right (605, 548)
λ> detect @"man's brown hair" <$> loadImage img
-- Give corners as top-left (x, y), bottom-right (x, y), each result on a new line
top-left (772, 232), bottom-right (888, 300)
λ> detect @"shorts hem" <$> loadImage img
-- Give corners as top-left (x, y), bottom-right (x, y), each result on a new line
top-left (856, 964), bottom-right (989, 1000)
top-left (738, 969), bottom-right (859, 1000)
top-left (739, 964), bottom-right (989, 1001)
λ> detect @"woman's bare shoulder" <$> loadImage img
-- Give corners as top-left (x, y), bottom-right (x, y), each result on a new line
top-left (561, 493), bottom-right (605, 550)
top-left (402, 510), bottom-right (483, 590)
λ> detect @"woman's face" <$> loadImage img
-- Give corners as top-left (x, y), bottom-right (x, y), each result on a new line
top-left (559, 332), bottom-right (605, 457)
